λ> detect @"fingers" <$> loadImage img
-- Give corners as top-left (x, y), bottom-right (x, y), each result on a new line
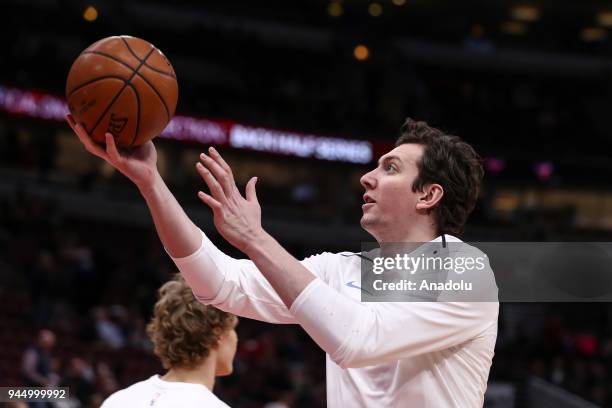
top-left (65, 114), bottom-right (108, 159)
top-left (245, 177), bottom-right (258, 203)
top-left (66, 113), bottom-right (76, 128)
top-left (208, 147), bottom-right (236, 184)
top-left (65, 113), bottom-right (88, 141)
top-left (199, 151), bottom-right (235, 195)
top-left (197, 191), bottom-right (222, 211)
top-left (196, 162), bottom-right (227, 204)
top-left (104, 133), bottom-right (122, 163)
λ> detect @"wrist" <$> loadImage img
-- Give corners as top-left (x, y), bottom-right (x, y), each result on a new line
top-left (137, 170), bottom-right (163, 196)
top-left (243, 228), bottom-right (272, 257)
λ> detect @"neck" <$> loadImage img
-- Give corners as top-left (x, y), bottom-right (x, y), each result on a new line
top-left (375, 218), bottom-right (439, 244)
top-left (161, 352), bottom-right (217, 391)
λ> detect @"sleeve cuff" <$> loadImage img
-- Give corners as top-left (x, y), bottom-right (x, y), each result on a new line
top-left (289, 278), bottom-right (322, 315)
top-left (166, 229), bottom-right (226, 302)
top-left (165, 229), bottom-right (206, 263)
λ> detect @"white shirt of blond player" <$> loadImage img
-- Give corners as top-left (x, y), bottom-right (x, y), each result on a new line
top-left (172, 231), bottom-right (499, 408)
top-left (101, 375), bottom-right (230, 408)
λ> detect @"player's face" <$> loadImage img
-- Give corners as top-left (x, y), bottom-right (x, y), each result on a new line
top-left (215, 320), bottom-right (238, 376)
top-left (359, 144), bottom-right (424, 241)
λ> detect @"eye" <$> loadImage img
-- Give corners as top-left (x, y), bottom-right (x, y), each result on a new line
top-left (385, 163), bottom-right (397, 172)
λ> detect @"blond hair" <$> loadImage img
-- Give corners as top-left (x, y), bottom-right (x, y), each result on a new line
top-left (146, 274), bottom-right (236, 369)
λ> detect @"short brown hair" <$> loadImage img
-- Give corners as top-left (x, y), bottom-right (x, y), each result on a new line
top-left (146, 274), bottom-right (237, 369)
top-left (396, 118), bottom-right (483, 236)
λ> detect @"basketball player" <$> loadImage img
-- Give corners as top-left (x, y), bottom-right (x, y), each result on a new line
top-left (68, 114), bottom-right (498, 407)
top-left (101, 274), bottom-right (237, 408)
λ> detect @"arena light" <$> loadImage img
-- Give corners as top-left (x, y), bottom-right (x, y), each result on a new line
top-left (368, 3), bottom-right (382, 17)
top-left (392, 0), bottom-right (406, 6)
top-left (597, 11), bottom-right (612, 27)
top-left (581, 27), bottom-right (607, 42)
top-left (534, 161), bottom-right (554, 181)
top-left (353, 45), bottom-right (370, 61)
top-left (484, 158), bottom-right (505, 174)
top-left (328, 2), bottom-right (343, 17)
top-left (0, 85), bottom-right (374, 164)
top-left (83, 6), bottom-right (98, 22)
top-left (510, 5), bottom-right (540, 22)
top-left (493, 191), bottom-right (519, 212)
top-left (501, 21), bottom-right (528, 35)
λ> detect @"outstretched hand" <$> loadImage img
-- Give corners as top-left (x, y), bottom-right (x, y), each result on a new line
top-left (196, 147), bottom-right (264, 253)
top-left (65, 114), bottom-right (159, 189)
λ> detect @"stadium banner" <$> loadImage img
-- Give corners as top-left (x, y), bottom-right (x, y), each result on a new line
top-left (359, 241), bottom-right (612, 302)
top-left (0, 85), bottom-right (375, 164)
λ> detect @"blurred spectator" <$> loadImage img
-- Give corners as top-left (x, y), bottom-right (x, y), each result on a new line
top-left (60, 357), bottom-right (95, 404)
top-left (93, 307), bottom-right (125, 349)
top-left (21, 329), bottom-right (59, 387)
top-left (5, 402), bottom-right (29, 408)
top-left (95, 362), bottom-right (119, 397)
top-left (21, 329), bottom-right (60, 408)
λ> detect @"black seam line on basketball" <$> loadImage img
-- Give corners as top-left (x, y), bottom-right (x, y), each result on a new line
top-left (126, 83), bottom-right (140, 148)
top-left (119, 36), bottom-right (177, 79)
top-left (80, 50), bottom-right (176, 79)
top-left (89, 48), bottom-right (156, 137)
top-left (131, 50), bottom-right (172, 121)
top-left (143, 62), bottom-right (177, 79)
top-left (120, 36), bottom-right (144, 62)
top-left (81, 51), bottom-right (139, 73)
top-left (67, 75), bottom-right (129, 99)
top-left (80, 51), bottom-right (171, 120)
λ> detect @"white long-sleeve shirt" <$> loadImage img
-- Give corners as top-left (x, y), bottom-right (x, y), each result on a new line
top-left (171, 231), bottom-right (499, 407)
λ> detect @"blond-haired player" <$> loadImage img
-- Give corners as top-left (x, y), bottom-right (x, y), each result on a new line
top-left (101, 275), bottom-right (238, 408)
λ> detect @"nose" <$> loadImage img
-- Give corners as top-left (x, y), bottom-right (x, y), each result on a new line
top-left (360, 168), bottom-right (377, 190)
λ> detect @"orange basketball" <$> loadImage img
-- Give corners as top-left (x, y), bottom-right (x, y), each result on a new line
top-left (65, 36), bottom-right (178, 148)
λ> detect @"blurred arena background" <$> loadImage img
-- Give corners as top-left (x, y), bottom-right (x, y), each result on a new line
top-left (2, 0), bottom-right (612, 407)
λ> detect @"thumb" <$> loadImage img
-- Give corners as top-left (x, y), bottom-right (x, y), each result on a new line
top-left (245, 177), bottom-right (259, 203)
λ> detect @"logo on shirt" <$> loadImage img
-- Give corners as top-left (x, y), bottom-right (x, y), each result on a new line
top-left (150, 391), bottom-right (162, 406)
top-left (346, 281), bottom-right (373, 295)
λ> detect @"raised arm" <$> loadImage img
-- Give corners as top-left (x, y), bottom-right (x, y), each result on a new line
top-left (66, 116), bottom-right (305, 322)
top-left (66, 114), bottom-right (201, 258)
top-left (194, 146), bottom-right (316, 306)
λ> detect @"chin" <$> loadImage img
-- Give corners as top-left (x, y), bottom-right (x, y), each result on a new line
top-left (360, 214), bottom-right (380, 229)
top-left (360, 214), bottom-right (371, 226)
top-left (360, 218), bottom-right (377, 237)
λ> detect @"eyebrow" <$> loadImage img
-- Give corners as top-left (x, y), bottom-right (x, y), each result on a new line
top-left (377, 155), bottom-right (402, 166)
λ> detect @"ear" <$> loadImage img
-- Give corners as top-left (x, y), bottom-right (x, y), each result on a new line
top-left (213, 326), bottom-right (224, 339)
top-left (415, 184), bottom-right (444, 211)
